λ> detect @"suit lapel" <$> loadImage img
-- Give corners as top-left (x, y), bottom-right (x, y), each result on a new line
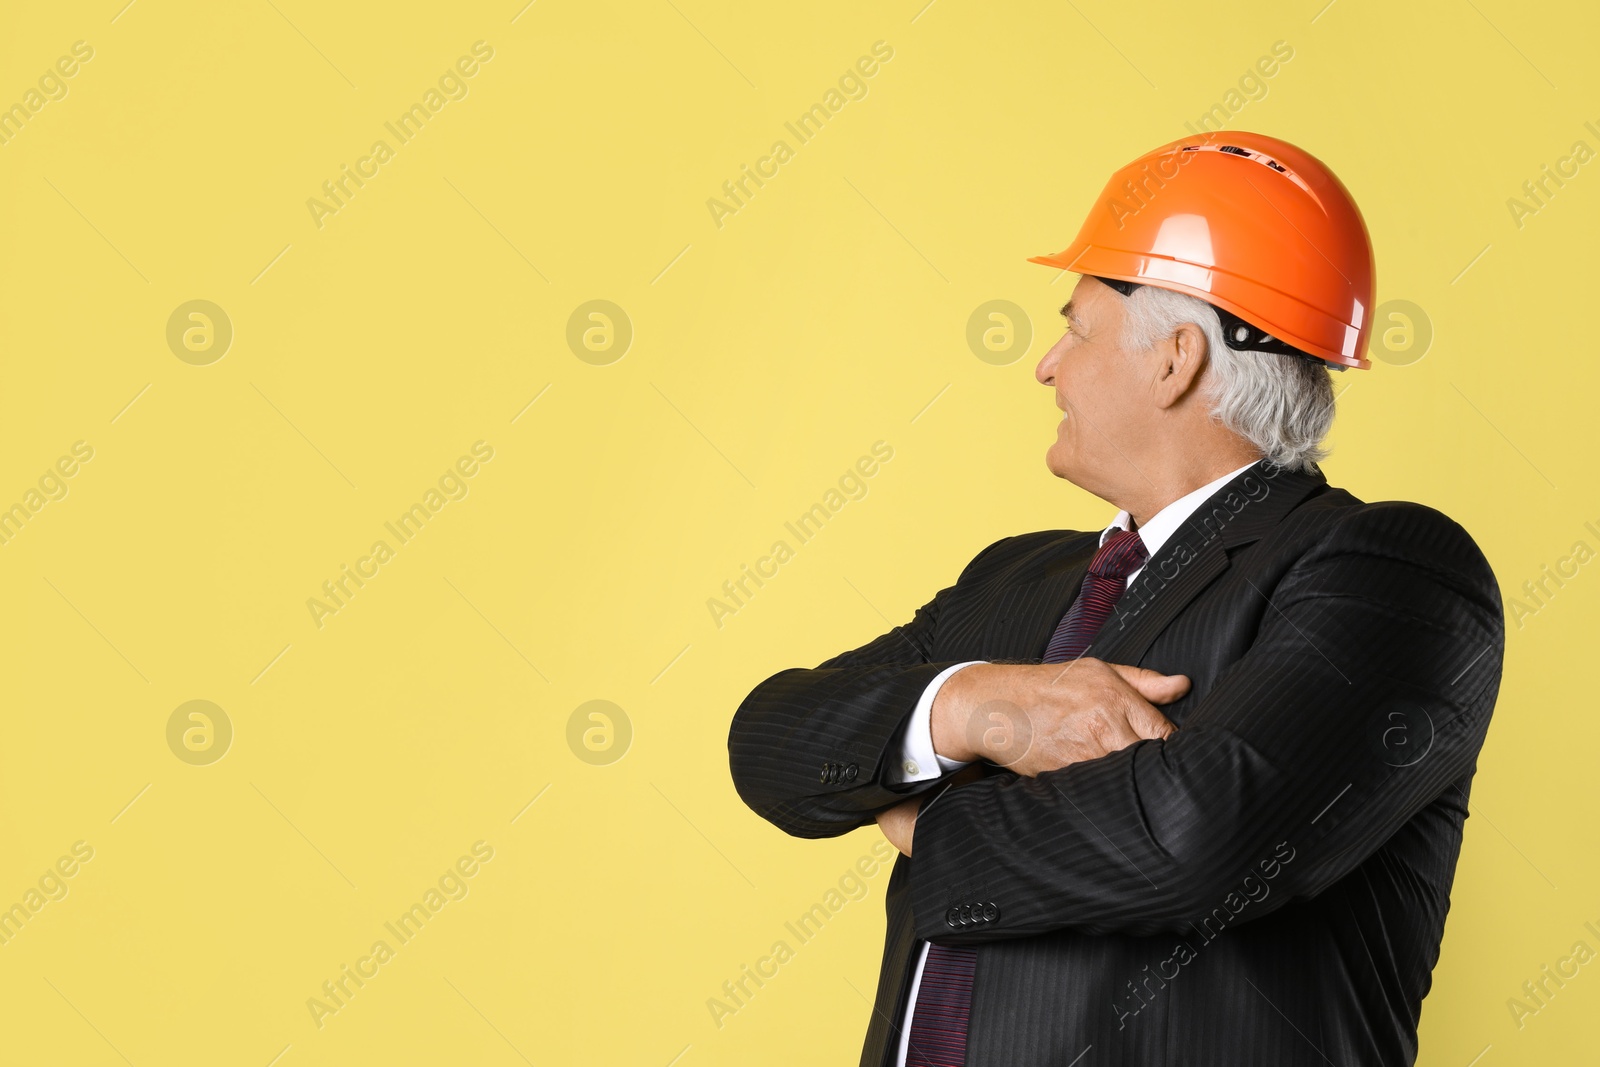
top-left (985, 461), bottom-right (1328, 665)
top-left (982, 534), bottom-right (1100, 661)
top-left (1092, 460), bottom-right (1327, 664)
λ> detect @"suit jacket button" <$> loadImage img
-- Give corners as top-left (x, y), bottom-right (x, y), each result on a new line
top-left (945, 907), bottom-right (960, 927)
top-left (844, 763), bottom-right (858, 781)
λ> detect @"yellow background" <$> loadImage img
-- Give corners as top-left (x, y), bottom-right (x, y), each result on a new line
top-left (1, 0), bottom-right (1595, 1063)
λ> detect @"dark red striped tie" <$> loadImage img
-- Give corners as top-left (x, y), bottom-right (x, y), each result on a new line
top-left (905, 528), bottom-right (1147, 1066)
top-left (1042, 528), bottom-right (1149, 663)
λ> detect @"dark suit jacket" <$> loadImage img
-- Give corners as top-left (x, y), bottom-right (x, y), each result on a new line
top-left (727, 460), bottom-right (1504, 1066)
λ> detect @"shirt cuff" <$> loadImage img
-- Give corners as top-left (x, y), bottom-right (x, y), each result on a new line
top-left (885, 661), bottom-right (987, 784)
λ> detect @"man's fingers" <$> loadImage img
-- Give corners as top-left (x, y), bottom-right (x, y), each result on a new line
top-left (1109, 663), bottom-right (1191, 703)
top-left (1101, 664), bottom-right (1181, 740)
top-left (1125, 699), bottom-right (1176, 740)
top-left (1092, 710), bottom-right (1144, 752)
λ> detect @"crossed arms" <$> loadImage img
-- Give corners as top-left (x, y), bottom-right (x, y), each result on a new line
top-left (727, 503), bottom-right (1504, 942)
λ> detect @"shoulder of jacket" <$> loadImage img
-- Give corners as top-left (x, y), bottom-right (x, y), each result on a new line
top-left (1299, 496), bottom-right (1500, 598)
top-left (1274, 481), bottom-right (1475, 547)
top-left (957, 528), bottom-right (1096, 581)
top-left (1326, 497), bottom-right (1484, 548)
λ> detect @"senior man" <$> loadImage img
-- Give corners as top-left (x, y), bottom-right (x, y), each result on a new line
top-left (726, 132), bottom-right (1504, 1067)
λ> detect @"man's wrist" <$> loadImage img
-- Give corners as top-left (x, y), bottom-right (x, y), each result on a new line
top-left (931, 662), bottom-right (987, 763)
top-left (887, 662), bottom-right (984, 784)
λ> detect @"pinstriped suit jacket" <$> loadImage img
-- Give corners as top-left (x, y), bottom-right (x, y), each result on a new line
top-left (727, 460), bottom-right (1505, 1066)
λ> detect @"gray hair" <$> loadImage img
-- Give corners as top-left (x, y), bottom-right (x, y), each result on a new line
top-left (1119, 284), bottom-right (1340, 473)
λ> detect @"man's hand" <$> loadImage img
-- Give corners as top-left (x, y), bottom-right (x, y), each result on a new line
top-left (930, 659), bottom-right (1187, 777)
top-left (875, 795), bottom-right (920, 856)
top-left (876, 765), bottom-right (994, 856)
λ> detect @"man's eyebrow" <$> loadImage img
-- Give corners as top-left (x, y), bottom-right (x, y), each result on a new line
top-left (1060, 300), bottom-right (1081, 324)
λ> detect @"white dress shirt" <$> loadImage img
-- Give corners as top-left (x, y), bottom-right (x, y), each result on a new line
top-left (888, 458), bottom-right (1260, 1067)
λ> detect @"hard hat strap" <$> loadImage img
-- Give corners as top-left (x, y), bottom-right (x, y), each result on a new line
top-left (1094, 276), bottom-right (1142, 298)
top-left (1091, 276), bottom-right (1328, 368)
top-left (1210, 305), bottom-right (1326, 366)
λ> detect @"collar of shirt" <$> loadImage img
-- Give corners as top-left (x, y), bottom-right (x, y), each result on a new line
top-left (1099, 458), bottom-right (1262, 584)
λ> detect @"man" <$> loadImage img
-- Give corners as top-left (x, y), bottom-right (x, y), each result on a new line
top-left (726, 132), bottom-right (1504, 1066)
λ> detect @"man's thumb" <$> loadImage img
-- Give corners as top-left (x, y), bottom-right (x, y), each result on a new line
top-left (1112, 664), bottom-right (1191, 703)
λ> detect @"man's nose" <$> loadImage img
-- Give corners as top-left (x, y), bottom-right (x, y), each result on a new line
top-left (1035, 344), bottom-right (1060, 386)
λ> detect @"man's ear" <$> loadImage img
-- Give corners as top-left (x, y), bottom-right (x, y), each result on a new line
top-left (1155, 321), bottom-right (1209, 408)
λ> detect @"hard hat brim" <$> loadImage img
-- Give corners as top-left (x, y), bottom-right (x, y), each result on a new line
top-left (1027, 250), bottom-right (1372, 371)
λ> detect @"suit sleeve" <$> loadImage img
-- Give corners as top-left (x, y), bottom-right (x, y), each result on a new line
top-left (727, 536), bottom-right (1015, 839)
top-left (907, 502), bottom-right (1506, 942)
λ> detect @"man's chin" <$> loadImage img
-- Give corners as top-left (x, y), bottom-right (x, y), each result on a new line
top-left (1044, 445), bottom-right (1075, 482)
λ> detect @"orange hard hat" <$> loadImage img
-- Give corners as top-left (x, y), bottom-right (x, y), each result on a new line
top-left (1028, 132), bottom-right (1375, 370)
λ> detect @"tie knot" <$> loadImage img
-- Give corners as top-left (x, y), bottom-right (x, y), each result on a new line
top-left (1090, 528), bottom-right (1147, 579)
